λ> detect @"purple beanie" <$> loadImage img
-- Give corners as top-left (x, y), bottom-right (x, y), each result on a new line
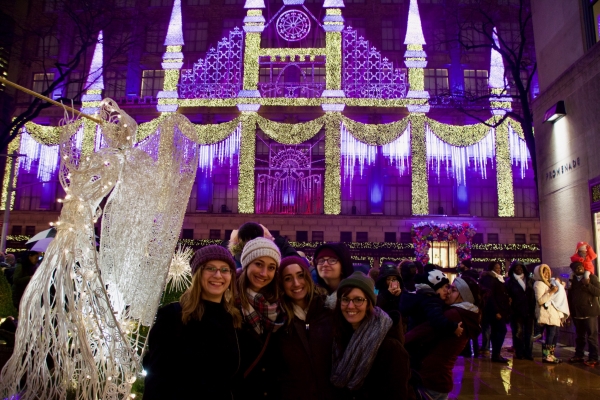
top-left (190, 245), bottom-right (236, 275)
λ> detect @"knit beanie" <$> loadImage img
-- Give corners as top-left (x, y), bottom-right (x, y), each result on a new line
top-left (190, 245), bottom-right (236, 275)
top-left (414, 268), bottom-right (449, 292)
top-left (314, 248), bottom-right (338, 261)
top-left (279, 255), bottom-right (310, 272)
top-left (453, 277), bottom-right (475, 304)
top-left (337, 271), bottom-right (377, 306)
top-left (241, 237), bottom-right (281, 269)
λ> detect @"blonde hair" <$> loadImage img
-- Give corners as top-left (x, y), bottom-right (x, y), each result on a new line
top-left (237, 263), bottom-right (279, 311)
top-left (180, 265), bottom-right (242, 328)
top-left (278, 264), bottom-right (317, 325)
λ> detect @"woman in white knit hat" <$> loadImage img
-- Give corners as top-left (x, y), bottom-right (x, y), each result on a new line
top-left (234, 237), bottom-right (284, 399)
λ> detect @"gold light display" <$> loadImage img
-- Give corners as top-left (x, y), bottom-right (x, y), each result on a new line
top-left (256, 115), bottom-right (325, 144)
top-left (340, 115), bottom-right (409, 145)
top-left (410, 114), bottom-right (428, 215)
top-left (324, 112), bottom-right (342, 215)
top-left (238, 112), bottom-right (257, 214)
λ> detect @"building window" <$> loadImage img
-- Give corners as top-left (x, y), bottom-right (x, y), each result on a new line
top-left (25, 226), bottom-right (36, 236)
top-left (104, 70), bottom-right (127, 100)
top-left (400, 232), bottom-right (412, 243)
top-left (11, 226), bottom-right (22, 235)
top-left (432, 27), bottom-right (447, 51)
top-left (384, 232), bottom-right (397, 243)
top-left (296, 231), bottom-right (308, 242)
top-left (222, 19), bottom-right (243, 38)
top-left (530, 234), bottom-right (541, 244)
top-left (141, 70), bottom-right (164, 97)
top-left (224, 229), bottom-right (233, 240)
top-left (184, 21), bottom-right (209, 52)
top-left (498, 22), bottom-right (521, 48)
top-left (346, 18), bottom-right (366, 39)
top-left (32, 73), bottom-right (54, 94)
top-left (340, 231), bottom-right (352, 242)
top-left (182, 229), bottom-right (194, 239)
top-left (150, 0), bottom-right (172, 6)
top-left (209, 229), bottom-right (221, 239)
top-left (514, 233), bottom-right (526, 244)
top-left (463, 69), bottom-right (489, 97)
top-left (188, 0), bottom-right (210, 4)
top-left (146, 24), bottom-right (166, 53)
top-left (462, 27), bottom-right (486, 48)
top-left (65, 72), bottom-right (83, 100)
top-left (356, 232), bottom-right (368, 242)
top-left (472, 233), bottom-right (484, 244)
top-left (38, 35), bottom-right (59, 57)
top-left (424, 69), bottom-right (449, 95)
top-left (487, 233), bottom-right (499, 244)
top-left (381, 19), bottom-right (402, 51)
top-left (312, 231), bottom-right (324, 242)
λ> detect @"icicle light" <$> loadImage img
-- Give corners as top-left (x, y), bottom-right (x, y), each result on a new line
top-left (198, 124), bottom-right (241, 173)
top-left (509, 124), bottom-right (530, 179)
top-left (426, 125), bottom-right (495, 185)
top-left (19, 129), bottom-right (59, 181)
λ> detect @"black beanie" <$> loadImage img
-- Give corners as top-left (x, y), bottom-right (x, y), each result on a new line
top-left (414, 267), bottom-right (449, 291)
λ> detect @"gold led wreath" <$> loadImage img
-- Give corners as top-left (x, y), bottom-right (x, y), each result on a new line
top-left (256, 115), bottom-right (325, 144)
top-left (340, 115), bottom-right (410, 145)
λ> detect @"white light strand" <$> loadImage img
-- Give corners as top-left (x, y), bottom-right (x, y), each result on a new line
top-left (164, 0), bottom-right (184, 46)
top-left (509, 123), bottom-right (530, 179)
top-left (382, 126), bottom-right (411, 175)
top-left (198, 124), bottom-right (241, 174)
top-left (489, 27), bottom-right (506, 90)
top-left (341, 122), bottom-right (377, 182)
top-left (426, 125), bottom-right (495, 185)
top-left (404, 0), bottom-right (426, 45)
top-left (19, 128), bottom-right (40, 172)
top-left (19, 128), bottom-right (59, 181)
top-left (85, 31), bottom-right (104, 91)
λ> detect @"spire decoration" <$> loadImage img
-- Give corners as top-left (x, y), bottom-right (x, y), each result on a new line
top-left (489, 27), bottom-right (512, 115)
top-left (163, 0), bottom-right (184, 46)
top-left (403, 0), bottom-right (429, 111)
top-left (157, 0), bottom-right (184, 112)
top-left (84, 31), bottom-right (104, 92)
top-left (404, 0), bottom-right (426, 46)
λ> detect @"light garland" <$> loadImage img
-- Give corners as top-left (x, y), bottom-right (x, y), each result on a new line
top-left (340, 115), bottom-right (409, 145)
top-left (242, 32), bottom-right (261, 91)
top-left (256, 115), bottom-right (325, 144)
top-left (410, 114), bottom-right (428, 215)
top-left (137, 114), bottom-right (241, 145)
top-left (258, 47), bottom-right (324, 61)
top-left (412, 222), bottom-right (477, 263)
top-left (471, 243), bottom-right (540, 251)
top-left (23, 122), bottom-right (63, 145)
top-left (426, 118), bottom-right (492, 146)
top-left (1, 136), bottom-right (21, 210)
top-left (495, 122), bottom-right (515, 217)
top-left (82, 118), bottom-right (96, 156)
top-left (324, 113), bottom-right (341, 214)
top-left (238, 112), bottom-right (257, 213)
top-left (325, 31), bottom-right (342, 90)
top-left (174, 97), bottom-right (419, 108)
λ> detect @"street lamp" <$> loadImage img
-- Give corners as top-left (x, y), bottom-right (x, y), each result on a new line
top-left (0, 152), bottom-right (26, 251)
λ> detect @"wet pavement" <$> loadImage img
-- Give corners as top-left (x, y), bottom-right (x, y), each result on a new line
top-left (450, 338), bottom-right (600, 399)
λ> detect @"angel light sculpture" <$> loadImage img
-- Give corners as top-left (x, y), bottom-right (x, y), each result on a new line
top-left (0, 99), bottom-right (198, 400)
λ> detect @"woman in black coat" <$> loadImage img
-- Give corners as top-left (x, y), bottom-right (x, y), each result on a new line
top-left (143, 245), bottom-right (241, 400)
top-left (331, 272), bottom-right (410, 400)
top-left (275, 256), bottom-right (336, 400)
top-left (479, 261), bottom-right (512, 363)
top-left (375, 264), bottom-right (403, 314)
top-left (505, 260), bottom-right (536, 360)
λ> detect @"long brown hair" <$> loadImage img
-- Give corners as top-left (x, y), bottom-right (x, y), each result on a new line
top-left (237, 262), bottom-right (279, 311)
top-left (278, 263), bottom-right (317, 325)
top-left (180, 264), bottom-right (242, 328)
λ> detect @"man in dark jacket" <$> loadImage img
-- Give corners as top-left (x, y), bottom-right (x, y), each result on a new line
top-left (567, 261), bottom-right (600, 367)
top-left (458, 259), bottom-right (480, 282)
top-left (505, 260), bottom-right (536, 360)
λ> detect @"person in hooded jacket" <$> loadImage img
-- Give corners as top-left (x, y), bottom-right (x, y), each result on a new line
top-left (570, 241), bottom-right (596, 276)
top-left (312, 243), bottom-right (354, 308)
top-left (399, 260), bottom-right (418, 292)
top-left (143, 245), bottom-right (241, 400)
top-left (479, 262), bottom-right (511, 363)
top-left (405, 277), bottom-right (482, 400)
top-left (331, 272), bottom-right (410, 400)
top-left (375, 264), bottom-right (403, 314)
top-left (505, 260), bottom-right (536, 360)
top-left (275, 256), bottom-right (336, 400)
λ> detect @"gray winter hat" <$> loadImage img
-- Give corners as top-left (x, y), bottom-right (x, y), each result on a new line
top-left (453, 277), bottom-right (475, 304)
top-left (240, 237), bottom-right (281, 269)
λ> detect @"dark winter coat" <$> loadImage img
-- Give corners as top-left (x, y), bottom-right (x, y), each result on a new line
top-left (313, 243), bottom-right (354, 294)
top-left (142, 301), bottom-right (240, 400)
top-left (375, 266), bottom-right (402, 314)
top-left (235, 319), bottom-right (280, 399)
top-left (399, 287), bottom-right (458, 334)
top-left (274, 295), bottom-right (336, 400)
top-left (405, 307), bottom-right (481, 394)
top-left (460, 268), bottom-right (480, 282)
top-left (479, 271), bottom-right (511, 323)
top-left (568, 274), bottom-right (600, 318)
top-left (400, 262), bottom-right (417, 292)
top-left (504, 266), bottom-right (536, 319)
top-left (336, 314), bottom-right (410, 400)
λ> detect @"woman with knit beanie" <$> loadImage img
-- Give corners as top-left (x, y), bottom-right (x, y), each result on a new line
top-left (533, 264), bottom-right (569, 363)
top-left (405, 277), bottom-right (482, 400)
top-left (312, 243), bottom-right (354, 308)
top-left (142, 245), bottom-right (241, 400)
top-left (235, 237), bottom-right (285, 399)
top-left (330, 272), bottom-right (410, 399)
top-left (275, 256), bottom-right (336, 400)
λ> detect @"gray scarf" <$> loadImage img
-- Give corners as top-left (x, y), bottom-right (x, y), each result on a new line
top-left (331, 307), bottom-right (392, 390)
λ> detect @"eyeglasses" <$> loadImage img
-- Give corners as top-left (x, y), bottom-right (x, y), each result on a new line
top-left (340, 297), bottom-right (366, 307)
top-left (203, 266), bottom-right (232, 275)
top-left (317, 258), bottom-right (338, 266)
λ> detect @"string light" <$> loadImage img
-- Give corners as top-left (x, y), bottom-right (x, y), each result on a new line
top-left (324, 113), bottom-right (341, 214)
top-left (325, 32), bottom-right (342, 90)
top-left (495, 122), bottom-right (515, 217)
top-left (340, 115), bottom-right (409, 145)
top-left (256, 115), bottom-right (325, 144)
top-left (238, 112), bottom-right (257, 213)
top-left (410, 114), bottom-right (428, 215)
top-left (242, 33), bottom-right (261, 92)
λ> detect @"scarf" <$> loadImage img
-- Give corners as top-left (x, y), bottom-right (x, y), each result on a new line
top-left (324, 291), bottom-right (337, 310)
top-left (514, 273), bottom-right (526, 290)
top-left (331, 307), bottom-right (392, 390)
top-left (241, 289), bottom-right (285, 335)
top-left (491, 271), bottom-right (505, 283)
top-left (292, 303), bottom-right (307, 321)
top-left (451, 301), bottom-right (479, 313)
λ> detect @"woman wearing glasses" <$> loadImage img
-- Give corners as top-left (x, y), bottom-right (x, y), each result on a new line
top-left (275, 256), bottom-right (336, 399)
top-left (143, 245), bottom-right (241, 400)
top-left (331, 272), bottom-right (410, 399)
top-left (235, 237), bottom-right (284, 399)
top-left (312, 243), bottom-right (354, 308)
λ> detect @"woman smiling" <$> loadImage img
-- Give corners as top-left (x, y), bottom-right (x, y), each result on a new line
top-left (143, 245), bottom-right (241, 400)
top-left (275, 256), bottom-right (336, 400)
top-left (331, 272), bottom-right (410, 399)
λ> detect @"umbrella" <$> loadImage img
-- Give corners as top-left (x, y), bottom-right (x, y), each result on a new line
top-left (25, 228), bottom-right (57, 252)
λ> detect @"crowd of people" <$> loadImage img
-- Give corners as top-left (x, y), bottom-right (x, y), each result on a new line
top-left (1, 224), bottom-right (599, 399)
top-left (140, 223), bottom-right (600, 400)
